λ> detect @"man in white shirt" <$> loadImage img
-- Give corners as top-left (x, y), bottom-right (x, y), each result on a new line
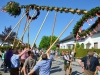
top-left (63, 51), bottom-right (72, 75)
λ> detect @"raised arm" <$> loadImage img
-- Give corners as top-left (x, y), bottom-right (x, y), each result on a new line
top-left (18, 48), bottom-right (29, 57)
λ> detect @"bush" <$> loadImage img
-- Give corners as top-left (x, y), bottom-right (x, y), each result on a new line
top-left (59, 49), bottom-right (100, 57)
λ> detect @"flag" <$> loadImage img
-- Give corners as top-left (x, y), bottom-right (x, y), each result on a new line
top-left (86, 19), bottom-right (91, 25)
top-left (96, 13), bottom-right (100, 17)
top-left (93, 29), bottom-right (97, 33)
top-left (79, 26), bottom-right (82, 33)
top-left (90, 32), bottom-right (93, 36)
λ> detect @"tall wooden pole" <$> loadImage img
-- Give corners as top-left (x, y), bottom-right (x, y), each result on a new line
top-left (16, 10), bottom-right (36, 47)
top-left (67, 40), bottom-right (77, 75)
top-left (28, 22), bottom-right (30, 48)
top-left (12, 23), bottom-right (21, 49)
top-left (38, 19), bottom-right (74, 61)
top-left (50, 12), bottom-right (57, 46)
top-left (0, 13), bottom-right (26, 46)
top-left (31, 11), bottom-right (50, 49)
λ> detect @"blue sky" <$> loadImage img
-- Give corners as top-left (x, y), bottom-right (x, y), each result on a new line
top-left (0, 0), bottom-right (100, 47)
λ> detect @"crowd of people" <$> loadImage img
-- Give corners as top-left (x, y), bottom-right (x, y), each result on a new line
top-left (0, 47), bottom-right (60, 75)
top-left (1, 48), bottom-right (100, 75)
top-left (63, 50), bottom-right (100, 75)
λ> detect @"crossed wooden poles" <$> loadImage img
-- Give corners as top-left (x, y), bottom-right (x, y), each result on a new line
top-left (0, 9), bottom-right (74, 74)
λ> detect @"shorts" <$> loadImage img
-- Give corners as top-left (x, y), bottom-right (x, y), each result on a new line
top-left (84, 70), bottom-right (94, 75)
top-left (64, 63), bottom-right (70, 71)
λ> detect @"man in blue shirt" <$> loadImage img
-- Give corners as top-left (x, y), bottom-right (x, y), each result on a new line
top-left (10, 47), bottom-right (29, 75)
top-left (28, 51), bottom-right (52, 75)
top-left (78, 50), bottom-right (100, 75)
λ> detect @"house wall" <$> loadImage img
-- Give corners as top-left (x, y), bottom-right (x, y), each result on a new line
top-left (59, 32), bottom-right (100, 49)
top-left (60, 38), bottom-right (75, 49)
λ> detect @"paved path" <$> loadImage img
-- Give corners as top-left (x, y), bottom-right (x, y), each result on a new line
top-left (0, 57), bottom-right (84, 75)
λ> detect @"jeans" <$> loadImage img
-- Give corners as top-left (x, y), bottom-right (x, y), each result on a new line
top-left (4, 65), bottom-right (7, 72)
top-left (6, 59), bottom-right (11, 71)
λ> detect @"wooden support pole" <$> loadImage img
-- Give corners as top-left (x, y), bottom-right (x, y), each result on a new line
top-left (38, 18), bottom-right (74, 62)
top-left (12, 23), bottom-right (21, 49)
top-left (50, 12), bottom-right (57, 46)
top-left (0, 13), bottom-right (26, 46)
top-left (31, 11), bottom-right (50, 49)
top-left (67, 40), bottom-right (77, 75)
top-left (16, 10), bottom-right (36, 47)
top-left (21, 16), bottom-right (74, 73)
top-left (28, 21), bottom-right (30, 48)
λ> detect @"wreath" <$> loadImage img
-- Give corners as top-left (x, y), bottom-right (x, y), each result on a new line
top-left (73, 7), bottom-right (100, 38)
top-left (26, 8), bottom-right (40, 20)
top-left (3, 1), bottom-right (88, 17)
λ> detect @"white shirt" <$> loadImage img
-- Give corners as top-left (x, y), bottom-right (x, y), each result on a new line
top-left (64, 55), bottom-right (72, 63)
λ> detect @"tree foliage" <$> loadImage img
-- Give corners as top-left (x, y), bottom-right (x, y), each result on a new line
top-left (39, 36), bottom-right (58, 49)
top-left (1, 26), bottom-right (16, 44)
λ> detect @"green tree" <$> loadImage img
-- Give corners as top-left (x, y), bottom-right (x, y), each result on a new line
top-left (1, 26), bottom-right (16, 44)
top-left (39, 36), bottom-right (58, 49)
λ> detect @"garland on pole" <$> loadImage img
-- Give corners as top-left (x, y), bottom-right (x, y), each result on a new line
top-left (73, 7), bottom-right (100, 39)
top-left (3, 1), bottom-right (88, 17)
top-left (3, 1), bottom-right (40, 19)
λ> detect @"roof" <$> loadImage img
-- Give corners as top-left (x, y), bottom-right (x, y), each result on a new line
top-left (57, 34), bottom-right (75, 43)
top-left (57, 24), bottom-right (100, 43)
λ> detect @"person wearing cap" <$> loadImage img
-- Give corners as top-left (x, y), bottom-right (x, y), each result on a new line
top-left (78, 50), bottom-right (100, 75)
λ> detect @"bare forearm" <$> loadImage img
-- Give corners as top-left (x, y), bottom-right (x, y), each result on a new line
top-left (78, 60), bottom-right (84, 67)
top-left (23, 66), bottom-right (26, 75)
top-left (19, 50), bottom-right (27, 57)
top-left (28, 70), bottom-right (34, 75)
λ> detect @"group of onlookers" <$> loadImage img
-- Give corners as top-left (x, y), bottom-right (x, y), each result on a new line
top-left (63, 50), bottom-right (100, 75)
top-left (0, 47), bottom-right (53, 75)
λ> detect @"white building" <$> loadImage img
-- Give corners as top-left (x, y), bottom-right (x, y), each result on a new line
top-left (58, 25), bottom-right (100, 49)
top-left (0, 36), bottom-right (13, 46)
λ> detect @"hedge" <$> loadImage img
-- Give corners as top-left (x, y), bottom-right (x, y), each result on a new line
top-left (0, 46), bottom-right (25, 51)
top-left (59, 49), bottom-right (100, 57)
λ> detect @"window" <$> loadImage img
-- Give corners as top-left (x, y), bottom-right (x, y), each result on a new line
top-left (94, 42), bottom-right (98, 49)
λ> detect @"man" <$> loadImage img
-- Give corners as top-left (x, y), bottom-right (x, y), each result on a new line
top-left (23, 51), bottom-right (36, 75)
top-left (28, 51), bottom-right (52, 75)
top-left (10, 48), bottom-right (29, 75)
top-left (63, 51), bottom-right (72, 75)
top-left (5, 48), bottom-right (13, 71)
top-left (78, 50), bottom-right (100, 75)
